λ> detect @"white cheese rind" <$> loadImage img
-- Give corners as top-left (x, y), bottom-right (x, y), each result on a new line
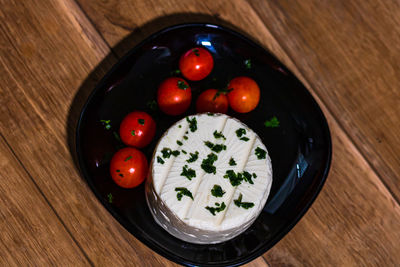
top-left (145, 113), bottom-right (272, 244)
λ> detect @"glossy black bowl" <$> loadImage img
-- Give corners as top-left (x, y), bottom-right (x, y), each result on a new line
top-left (76, 23), bottom-right (331, 266)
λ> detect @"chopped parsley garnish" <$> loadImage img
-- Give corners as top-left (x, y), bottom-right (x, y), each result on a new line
top-left (187, 151), bottom-right (199, 163)
top-left (211, 185), bottom-right (225, 197)
top-left (161, 147), bottom-right (180, 158)
top-left (213, 130), bottom-right (226, 140)
top-left (253, 173), bottom-right (257, 178)
top-left (177, 140), bottom-right (183, 146)
top-left (186, 117), bottom-right (197, 132)
top-left (138, 119), bottom-right (145, 125)
top-left (183, 135), bottom-right (188, 140)
top-left (201, 153), bottom-right (218, 174)
top-left (244, 59), bottom-right (252, 69)
top-left (157, 156), bottom-right (165, 164)
top-left (171, 69), bottom-right (181, 75)
top-left (240, 137), bottom-right (250, 142)
top-left (124, 156), bottom-right (133, 162)
top-left (205, 202), bottom-right (226, 216)
top-left (192, 48), bottom-right (200, 56)
top-left (177, 80), bottom-right (189, 90)
top-left (204, 141), bottom-right (226, 153)
top-left (264, 116), bottom-right (280, 128)
top-left (242, 171), bottom-right (254, 184)
top-left (178, 125), bottom-right (182, 128)
top-left (255, 147), bottom-right (267, 159)
top-left (107, 193), bottom-right (113, 203)
top-left (100, 120), bottom-right (111, 130)
top-left (213, 87), bottom-right (233, 100)
top-left (146, 100), bottom-right (157, 111)
top-left (175, 187), bottom-right (194, 201)
top-left (234, 194), bottom-right (254, 209)
top-left (236, 128), bottom-right (246, 137)
top-left (181, 165), bottom-right (196, 180)
top-left (116, 169), bottom-right (120, 172)
top-left (207, 112), bottom-right (215, 116)
top-left (182, 150), bottom-right (187, 154)
top-left (229, 157), bottom-right (237, 166)
top-left (223, 170), bottom-right (255, 186)
top-left (131, 130), bottom-right (135, 136)
top-left (113, 131), bottom-right (122, 142)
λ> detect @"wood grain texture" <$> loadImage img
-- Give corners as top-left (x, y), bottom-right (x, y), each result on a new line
top-left (0, 0), bottom-right (175, 266)
top-left (247, 0), bottom-right (400, 201)
top-left (0, 136), bottom-right (90, 266)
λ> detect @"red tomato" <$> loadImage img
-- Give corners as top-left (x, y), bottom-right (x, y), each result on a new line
top-left (196, 89), bottom-right (229, 114)
top-left (110, 147), bottom-right (148, 188)
top-left (119, 111), bottom-right (156, 148)
top-left (179, 47), bottom-right (214, 81)
top-left (157, 77), bottom-right (192, 115)
top-left (227, 76), bottom-right (260, 113)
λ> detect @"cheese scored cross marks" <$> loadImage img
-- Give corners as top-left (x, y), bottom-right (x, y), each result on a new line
top-left (145, 113), bottom-right (273, 244)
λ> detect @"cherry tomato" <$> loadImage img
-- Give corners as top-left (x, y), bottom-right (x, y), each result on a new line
top-left (110, 147), bottom-right (148, 188)
top-left (119, 111), bottom-right (156, 148)
top-left (196, 89), bottom-right (229, 114)
top-left (157, 77), bottom-right (192, 115)
top-left (227, 76), bottom-right (260, 113)
top-left (179, 47), bottom-right (214, 81)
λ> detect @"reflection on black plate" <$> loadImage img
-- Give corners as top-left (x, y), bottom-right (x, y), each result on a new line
top-left (76, 23), bottom-right (331, 266)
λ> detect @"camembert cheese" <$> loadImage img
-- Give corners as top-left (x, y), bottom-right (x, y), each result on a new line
top-left (145, 113), bottom-right (272, 244)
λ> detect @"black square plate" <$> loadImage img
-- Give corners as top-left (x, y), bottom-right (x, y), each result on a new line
top-left (76, 23), bottom-right (331, 266)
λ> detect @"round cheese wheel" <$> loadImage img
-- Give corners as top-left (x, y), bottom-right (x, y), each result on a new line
top-left (145, 113), bottom-right (272, 244)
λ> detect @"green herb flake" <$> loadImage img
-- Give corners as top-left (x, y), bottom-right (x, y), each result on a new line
top-left (234, 194), bottom-right (254, 209)
top-left (178, 125), bottom-right (182, 128)
top-left (229, 157), bottom-right (237, 166)
top-left (182, 150), bottom-right (187, 154)
top-left (201, 153), bottom-right (218, 174)
top-left (192, 48), bottom-right (200, 56)
top-left (204, 141), bottom-right (226, 153)
top-left (213, 87), bottom-right (233, 100)
top-left (242, 171), bottom-right (254, 184)
top-left (107, 193), bottom-right (113, 203)
top-left (146, 100), bottom-right (157, 111)
top-left (177, 140), bottom-right (183, 146)
top-left (211, 185), bottom-right (225, 197)
top-left (244, 59), bottom-right (252, 69)
top-left (131, 130), bottom-right (135, 136)
top-left (186, 117), bottom-right (197, 132)
top-left (181, 165), bottom-right (196, 180)
top-left (213, 130), bottom-right (226, 140)
top-left (157, 156), bottom-right (165, 164)
top-left (252, 173), bottom-right (257, 178)
top-left (177, 80), bottom-right (189, 90)
top-left (100, 119), bottom-right (111, 130)
top-left (119, 174), bottom-right (123, 177)
top-left (175, 187), bottom-right (194, 201)
top-left (255, 147), bottom-right (267, 159)
top-left (205, 202), bottom-right (226, 216)
top-left (171, 69), bottom-right (181, 75)
top-left (264, 116), bottom-right (280, 128)
top-left (171, 150), bottom-right (180, 156)
top-left (124, 156), bottom-right (133, 162)
top-left (236, 128), bottom-right (246, 137)
top-left (187, 151), bottom-right (199, 163)
top-left (183, 135), bottom-right (188, 140)
top-left (240, 136), bottom-right (250, 142)
top-left (116, 169), bottom-right (120, 172)
top-left (138, 119), bottom-right (145, 125)
top-left (207, 112), bottom-right (215, 116)
top-left (224, 170), bottom-right (243, 186)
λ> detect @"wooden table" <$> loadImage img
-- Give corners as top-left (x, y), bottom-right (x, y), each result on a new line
top-left (1, 0), bottom-right (399, 266)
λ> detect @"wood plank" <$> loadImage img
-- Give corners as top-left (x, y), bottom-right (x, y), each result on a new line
top-left (0, 136), bottom-right (90, 266)
top-left (247, 0), bottom-right (400, 201)
top-left (72, 0), bottom-right (400, 265)
top-left (0, 0), bottom-right (176, 265)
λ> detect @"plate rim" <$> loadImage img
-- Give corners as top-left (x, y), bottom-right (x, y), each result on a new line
top-left (75, 22), bottom-right (332, 266)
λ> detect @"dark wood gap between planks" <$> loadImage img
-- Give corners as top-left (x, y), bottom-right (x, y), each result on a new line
top-left (247, 1), bottom-right (400, 207)
top-left (0, 132), bottom-right (94, 267)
